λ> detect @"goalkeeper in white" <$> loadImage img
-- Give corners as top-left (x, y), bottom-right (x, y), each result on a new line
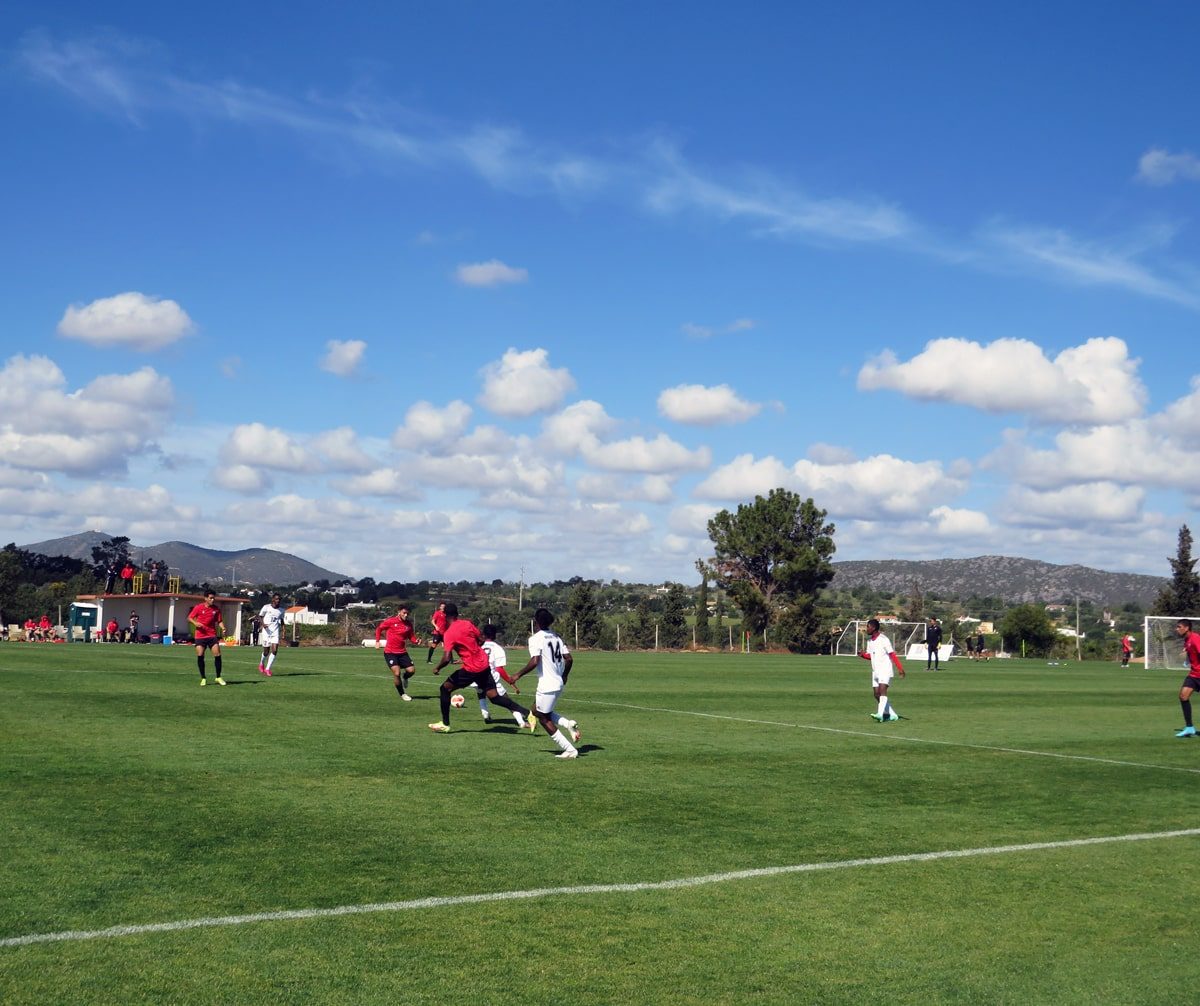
top-left (858, 617), bottom-right (906, 721)
top-left (513, 608), bottom-right (581, 759)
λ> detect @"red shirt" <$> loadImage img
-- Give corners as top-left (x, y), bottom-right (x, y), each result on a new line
top-left (432, 609), bottom-right (448, 633)
top-left (376, 616), bottom-right (417, 653)
top-left (1121, 635), bottom-right (1133, 653)
top-left (24, 619), bottom-right (34, 630)
top-left (188, 602), bottom-right (223, 639)
top-left (106, 619), bottom-right (119, 634)
top-left (121, 565), bottom-right (134, 580)
top-left (1185, 631), bottom-right (1200, 676)
top-left (39, 616), bottom-right (52, 630)
top-left (441, 618), bottom-right (488, 672)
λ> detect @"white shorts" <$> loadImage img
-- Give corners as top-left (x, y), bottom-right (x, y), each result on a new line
top-left (259, 629), bottom-right (280, 646)
top-left (872, 670), bottom-right (893, 688)
top-left (471, 672), bottom-right (508, 697)
top-left (535, 689), bottom-right (561, 715)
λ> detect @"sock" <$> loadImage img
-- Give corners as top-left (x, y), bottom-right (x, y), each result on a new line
top-left (439, 688), bottom-right (451, 726)
top-left (214, 655), bottom-right (222, 677)
top-left (490, 694), bottom-right (528, 721)
top-left (886, 701), bottom-right (898, 718)
top-left (197, 655), bottom-right (205, 678)
top-left (550, 728), bottom-right (578, 754)
top-left (479, 697), bottom-right (490, 717)
top-left (426, 647), bottom-right (435, 663)
top-left (876, 695), bottom-right (888, 716)
top-left (395, 681), bottom-right (405, 697)
top-left (260, 650), bottom-right (269, 666)
top-left (266, 652), bottom-right (276, 670)
top-left (1183, 699), bottom-right (1193, 727)
top-left (511, 709), bottom-right (525, 726)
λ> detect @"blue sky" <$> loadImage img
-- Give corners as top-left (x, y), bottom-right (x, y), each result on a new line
top-left (2, 2), bottom-right (1199, 584)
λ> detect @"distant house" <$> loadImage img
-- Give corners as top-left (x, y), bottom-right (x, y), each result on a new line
top-left (285, 605), bottom-right (329, 626)
top-left (1045, 604), bottom-right (1068, 614)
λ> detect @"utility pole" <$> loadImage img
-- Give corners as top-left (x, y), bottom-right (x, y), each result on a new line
top-left (518, 567), bottom-right (525, 611)
top-left (1076, 597), bottom-right (1082, 662)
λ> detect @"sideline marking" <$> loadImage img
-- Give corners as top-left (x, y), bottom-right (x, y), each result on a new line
top-left (4, 827), bottom-right (1198, 948)
top-left (574, 698), bottom-right (1200, 777)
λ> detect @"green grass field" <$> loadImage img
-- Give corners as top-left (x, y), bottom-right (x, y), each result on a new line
top-left (2, 641), bottom-right (1198, 1004)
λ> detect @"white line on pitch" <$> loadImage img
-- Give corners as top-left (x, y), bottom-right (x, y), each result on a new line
top-left (573, 698), bottom-right (1200, 776)
top-left (3, 827), bottom-right (1198, 949)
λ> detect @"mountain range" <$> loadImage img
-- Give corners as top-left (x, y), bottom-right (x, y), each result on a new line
top-left (17, 531), bottom-right (349, 587)
top-left (830, 555), bottom-right (1167, 607)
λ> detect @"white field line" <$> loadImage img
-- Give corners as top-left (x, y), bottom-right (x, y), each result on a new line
top-left (4, 827), bottom-right (1199, 948)
top-left (572, 698), bottom-right (1200, 777)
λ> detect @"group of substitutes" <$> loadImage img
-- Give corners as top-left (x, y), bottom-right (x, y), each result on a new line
top-left (373, 601), bottom-right (582, 758)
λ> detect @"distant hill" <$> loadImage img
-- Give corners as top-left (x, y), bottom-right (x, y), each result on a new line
top-left (17, 531), bottom-right (350, 586)
top-left (831, 555), bottom-right (1166, 606)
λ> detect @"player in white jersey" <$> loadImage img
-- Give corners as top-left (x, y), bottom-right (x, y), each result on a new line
top-left (513, 607), bottom-right (581, 758)
top-left (857, 617), bottom-right (905, 721)
top-left (475, 624), bottom-right (528, 728)
top-left (257, 593), bottom-right (285, 677)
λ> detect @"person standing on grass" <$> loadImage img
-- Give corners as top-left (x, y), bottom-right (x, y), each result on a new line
top-left (476, 623), bottom-right (527, 727)
top-left (426, 601), bottom-right (449, 664)
top-left (926, 617), bottom-right (943, 670)
top-left (375, 604), bottom-right (421, 701)
top-left (189, 590), bottom-right (226, 687)
top-left (257, 593), bottom-right (285, 677)
top-left (428, 603), bottom-right (530, 734)
top-left (127, 610), bottom-right (139, 643)
top-left (1173, 619), bottom-right (1200, 737)
top-left (1121, 632), bottom-right (1134, 668)
top-left (513, 607), bottom-right (581, 759)
top-left (858, 617), bottom-right (905, 722)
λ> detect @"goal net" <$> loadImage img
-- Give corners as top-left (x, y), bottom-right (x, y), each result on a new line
top-left (835, 620), bottom-right (925, 658)
top-left (1144, 615), bottom-right (1200, 670)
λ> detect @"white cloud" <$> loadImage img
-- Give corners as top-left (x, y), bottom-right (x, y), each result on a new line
top-left (0, 355), bottom-right (173, 474)
top-left (57, 292), bottom-right (195, 350)
top-left (928, 506), bottom-right (992, 537)
top-left (213, 463), bottom-right (270, 493)
top-left (320, 339), bottom-right (366, 377)
top-left (332, 468), bottom-right (423, 499)
top-left (858, 337), bottom-right (1146, 425)
top-left (585, 434), bottom-right (711, 474)
top-left (577, 473), bottom-right (675, 503)
top-left (219, 423), bottom-right (374, 477)
top-left (392, 400), bottom-right (473, 450)
top-left (455, 259), bottom-right (528, 287)
top-left (668, 503), bottom-right (719, 535)
top-left (479, 348), bottom-right (574, 418)
top-left (1137, 148), bottom-right (1200, 186)
top-left (1000, 483), bottom-right (1144, 527)
top-left (657, 384), bottom-right (761, 425)
top-left (540, 400), bottom-right (616, 454)
top-left (695, 452), bottom-right (967, 520)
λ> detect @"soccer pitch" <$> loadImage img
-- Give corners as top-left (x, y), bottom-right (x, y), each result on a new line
top-left (1, 644), bottom-right (1196, 1004)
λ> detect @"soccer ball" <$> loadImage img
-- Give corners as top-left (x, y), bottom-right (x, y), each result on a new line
top-left (450, 693), bottom-right (465, 708)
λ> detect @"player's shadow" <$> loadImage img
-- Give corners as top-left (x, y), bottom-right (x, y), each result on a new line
top-left (270, 671), bottom-right (324, 678)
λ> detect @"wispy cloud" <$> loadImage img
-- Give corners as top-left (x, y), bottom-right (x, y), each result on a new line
top-left (19, 29), bottom-right (1200, 311)
top-left (320, 339), bottom-right (367, 377)
top-left (455, 260), bottom-right (528, 287)
top-left (1137, 147), bottom-right (1200, 186)
top-left (681, 318), bottom-right (757, 339)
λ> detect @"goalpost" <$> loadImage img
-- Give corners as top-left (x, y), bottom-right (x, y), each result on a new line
top-left (835, 620), bottom-right (926, 658)
top-left (1144, 615), bottom-right (1200, 670)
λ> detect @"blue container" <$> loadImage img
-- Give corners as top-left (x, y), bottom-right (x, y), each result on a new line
top-left (162, 636), bottom-right (173, 646)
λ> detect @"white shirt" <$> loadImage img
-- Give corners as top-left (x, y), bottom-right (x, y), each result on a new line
top-left (865, 632), bottom-right (896, 675)
top-left (528, 629), bottom-right (570, 691)
top-left (482, 639), bottom-right (507, 674)
top-left (259, 604), bottom-right (284, 634)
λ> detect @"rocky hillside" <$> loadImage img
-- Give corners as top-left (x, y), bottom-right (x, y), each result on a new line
top-left (831, 555), bottom-right (1165, 606)
top-left (18, 531), bottom-right (349, 586)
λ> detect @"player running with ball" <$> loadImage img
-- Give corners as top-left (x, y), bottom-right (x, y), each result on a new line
top-left (859, 617), bottom-right (905, 722)
top-left (428, 604), bottom-right (530, 734)
top-left (514, 607), bottom-right (581, 759)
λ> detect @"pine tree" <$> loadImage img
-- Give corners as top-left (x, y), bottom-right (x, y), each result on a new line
top-left (1154, 525), bottom-right (1200, 614)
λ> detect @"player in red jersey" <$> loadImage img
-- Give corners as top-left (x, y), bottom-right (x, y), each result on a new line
top-left (1120, 633), bottom-right (1134, 667)
top-left (426, 601), bottom-right (449, 664)
top-left (1174, 619), bottom-right (1200, 737)
top-left (375, 604), bottom-right (422, 702)
top-left (428, 603), bottom-right (530, 733)
top-left (38, 614), bottom-right (53, 641)
top-left (188, 590), bottom-right (227, 686)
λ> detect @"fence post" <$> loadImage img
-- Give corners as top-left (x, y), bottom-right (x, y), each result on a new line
top-left (617, 623), bottom-right (620, 651)
top-left (575, 620), bottom-right (578, 647)
top-left (655, 624), bottom-right (659, 650)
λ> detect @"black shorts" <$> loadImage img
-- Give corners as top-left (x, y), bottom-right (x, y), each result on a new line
top-left (384, 651), bottom-right (414, 670)
top-left (431, 632), bottom-right (444, 644)
top-left (1182, 675), bottom-right (1200, 692)
top-left (194, 636), bottom-right (220, 650)
top-left (447, 667), bottom-right (493, 693)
